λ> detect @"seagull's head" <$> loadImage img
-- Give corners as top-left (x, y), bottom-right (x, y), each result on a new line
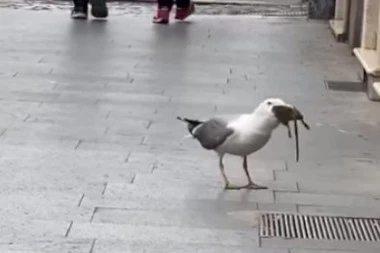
top-left (255, 98), bottom-right (300, 124)
top-left (256, 98), bottom-right (307, 129)
top-left (256, 98), bottom-right (291, 115)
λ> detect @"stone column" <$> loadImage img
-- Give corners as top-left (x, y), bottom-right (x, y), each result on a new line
top-left (361, 0), bottom-right (379, 50)
top-left (329, 0), bottom-right (350, 41)
top-left (377, 1), bottom-right (380, 60)
top-left (342, 0), bottom-right (350, 32)
top-left (335, 0), bottom-right (345, 19)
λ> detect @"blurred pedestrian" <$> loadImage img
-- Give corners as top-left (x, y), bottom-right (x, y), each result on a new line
top-left (71, 0), bottom-right (108, 19)
top-left (153, 0), bottom-right (195, 24)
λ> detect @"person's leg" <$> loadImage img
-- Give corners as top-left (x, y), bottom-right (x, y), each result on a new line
top-left (89, 0), bottom-right (108, 18)
top-left (175, 0), bottom-right (194, 20)
top-left (153, 0), bottom-right (173, 24)
top-left (71, 0), bottom-right (89, 19)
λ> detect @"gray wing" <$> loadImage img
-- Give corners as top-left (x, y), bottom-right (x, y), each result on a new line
top-left (193, 118), bottom-right (234, 150)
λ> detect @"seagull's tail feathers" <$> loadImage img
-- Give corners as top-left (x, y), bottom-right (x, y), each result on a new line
top-left (176, 116), bottom-right (204, 136)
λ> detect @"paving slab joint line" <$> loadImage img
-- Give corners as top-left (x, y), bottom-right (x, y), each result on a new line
top-left (64, 221), bottom-right (73, 237)
top-left (89, 239), bottom-right (97, 253)
top-left (90, 207), bottom-right (98, 223)
top-left (23, 114), bottom-right (30, 122)
top-left (74, 140), bottom-right (82, 150)
top-left (0, 128), bottom-right (7, 137)
top-left (77, 193), bottom-right (85, 207)
top-left (103, 127), bottom-right (110, 136)
top-left (124, 151), bottom-right (132, 163)
top-left (130, 174), bottom-right (137, 184)
top-left (258, 235), bottom-right (262, 247)
top-left (140, 135), bottom-right (146, 145)
top-left (146, 120), bottom-right (153, 130)
top-left (52, 82), bottom-right (59, 90)
top-left (105, 110), bottom-right (111, 119)
top-left (101, 183), bottom-right (108, 195)
top-left (151, 163), bottom-right (158, 173)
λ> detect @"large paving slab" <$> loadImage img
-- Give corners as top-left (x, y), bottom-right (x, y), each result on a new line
top-left (0, 6), bottom-right (380, 253)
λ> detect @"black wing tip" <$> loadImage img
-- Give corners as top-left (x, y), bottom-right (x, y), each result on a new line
top-left (176, 116), bottom-right (203, 124)
top-left (177, 116), bottom-right (189, 122)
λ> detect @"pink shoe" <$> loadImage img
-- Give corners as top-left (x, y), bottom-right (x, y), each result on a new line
top-left (175, 2), bottom-right (195, 20)
top-left (153, 6), bottom-right (170, 24)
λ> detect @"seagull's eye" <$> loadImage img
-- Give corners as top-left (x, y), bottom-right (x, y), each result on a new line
top-left (267, 101), bottom-right (272, 105)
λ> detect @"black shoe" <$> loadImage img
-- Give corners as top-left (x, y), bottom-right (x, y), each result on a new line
top-left (90, 0), bottom-right (108, 18)
top-left (71, 5), bottom-right (88, 19)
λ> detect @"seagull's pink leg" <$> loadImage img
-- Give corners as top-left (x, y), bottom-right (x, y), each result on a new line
top-left (243, 156), bottom-right (268, 190)
top-left (219, 154), bottom-right (246, 190)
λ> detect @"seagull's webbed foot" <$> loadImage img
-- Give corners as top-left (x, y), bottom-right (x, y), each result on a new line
top-left (224, 183), bottom-right (247, 190)
top-left (245, 182), bottom-right (268, 190)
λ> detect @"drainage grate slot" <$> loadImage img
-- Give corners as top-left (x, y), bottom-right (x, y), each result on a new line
top-left (325, 80), bottom-right (364, 92)
top-left (259, 213), bottom-right (380, 242)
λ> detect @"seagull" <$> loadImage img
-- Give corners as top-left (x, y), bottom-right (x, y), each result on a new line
top-left (177, 98), bottom-right (308, 190)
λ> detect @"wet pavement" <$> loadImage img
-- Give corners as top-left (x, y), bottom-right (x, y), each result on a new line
top-left (0, 0), bottom-right (307, 15)
top-left (0, 5), bottom-right (380, 253)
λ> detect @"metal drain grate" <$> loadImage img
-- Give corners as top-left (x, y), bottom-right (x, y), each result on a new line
top-left (259, 213), bottom-right (380, 242)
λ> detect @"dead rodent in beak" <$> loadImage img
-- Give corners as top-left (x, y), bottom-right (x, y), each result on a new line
top-left (272, 105), bottom-right (310, 162)
top-left (272, 105), bottom-right (310, 134)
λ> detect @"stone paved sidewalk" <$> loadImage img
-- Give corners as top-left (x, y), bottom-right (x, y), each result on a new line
top-left (0, 0), bottom-right (308, 16)
top-left (0, 7), bottom-right (380, 253)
